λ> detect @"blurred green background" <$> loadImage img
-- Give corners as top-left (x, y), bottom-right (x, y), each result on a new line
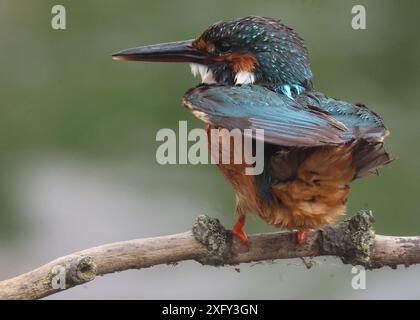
top-left (1, 0), bottom-right (420, 299)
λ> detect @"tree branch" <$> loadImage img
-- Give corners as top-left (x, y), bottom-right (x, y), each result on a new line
top-left (1, 210), bottom-right (419, 299)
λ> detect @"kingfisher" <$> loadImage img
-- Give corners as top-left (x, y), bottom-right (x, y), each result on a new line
top-left (112, 16), bottom-right (391, 244)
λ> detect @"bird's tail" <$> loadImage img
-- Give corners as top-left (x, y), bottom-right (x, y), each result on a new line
top-left (352, 140), bottom-right (392, 179)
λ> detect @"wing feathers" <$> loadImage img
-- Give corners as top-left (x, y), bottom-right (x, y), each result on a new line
top-left (183, 85), bottom-right (349, 147)
top-left (182, 84), bottom-right (388, 147)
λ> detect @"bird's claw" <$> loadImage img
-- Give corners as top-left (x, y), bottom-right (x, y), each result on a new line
top-left (231, 228), bottom-right (249, 246)
top-left (296, 229), bottom-right (310, 244)
top-left (231, 216), bottom-right (249, 246)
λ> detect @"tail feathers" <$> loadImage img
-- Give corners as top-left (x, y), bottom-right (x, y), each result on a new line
top-left (352, 141), bottom-right (392, 179)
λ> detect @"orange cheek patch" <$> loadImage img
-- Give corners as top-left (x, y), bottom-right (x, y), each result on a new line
top-left (215, 53), bottom-right (258, 73)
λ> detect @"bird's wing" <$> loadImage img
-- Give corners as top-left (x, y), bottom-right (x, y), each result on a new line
top-left (182, 84), bottom-right (351, 147)
top-left (296, 92), bottom-right (389, 143)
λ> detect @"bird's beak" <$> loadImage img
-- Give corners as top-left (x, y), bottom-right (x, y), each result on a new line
top-left (112, 39), bottom-right (206, 63)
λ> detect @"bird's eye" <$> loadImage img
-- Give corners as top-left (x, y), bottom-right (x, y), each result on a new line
top-left (217, 41), bottom-right (232, 53)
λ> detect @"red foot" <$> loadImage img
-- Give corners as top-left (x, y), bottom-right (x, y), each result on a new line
top-left (231, 216), bottom-right (248, 246)
top-left (296, 229), bottom-right (310, 244)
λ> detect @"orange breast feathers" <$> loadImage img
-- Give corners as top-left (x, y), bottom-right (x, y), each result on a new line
top-left (206, 125), bottom-right (357, 230)
top-left (267, 145), bottom-right (356, 229)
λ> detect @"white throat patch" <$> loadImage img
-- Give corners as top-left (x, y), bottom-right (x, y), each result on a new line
top-left (234, 71), bottom-right (255, 85)
top-left (190, 63), bottom-right (255, 85)
top-left (190, 63), bottom-right (216, 84)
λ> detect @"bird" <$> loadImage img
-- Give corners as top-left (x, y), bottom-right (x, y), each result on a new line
top-left (112, 16), bottom-right (391, 245)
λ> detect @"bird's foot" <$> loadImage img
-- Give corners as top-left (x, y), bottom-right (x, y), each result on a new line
top-left (296, 229), bottom-right (311, 244)
top-left (231, 215), bottom-right (248, 246)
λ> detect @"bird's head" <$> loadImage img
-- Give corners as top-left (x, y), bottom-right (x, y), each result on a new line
top-left (113, 16), bottom-right (313, 92)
